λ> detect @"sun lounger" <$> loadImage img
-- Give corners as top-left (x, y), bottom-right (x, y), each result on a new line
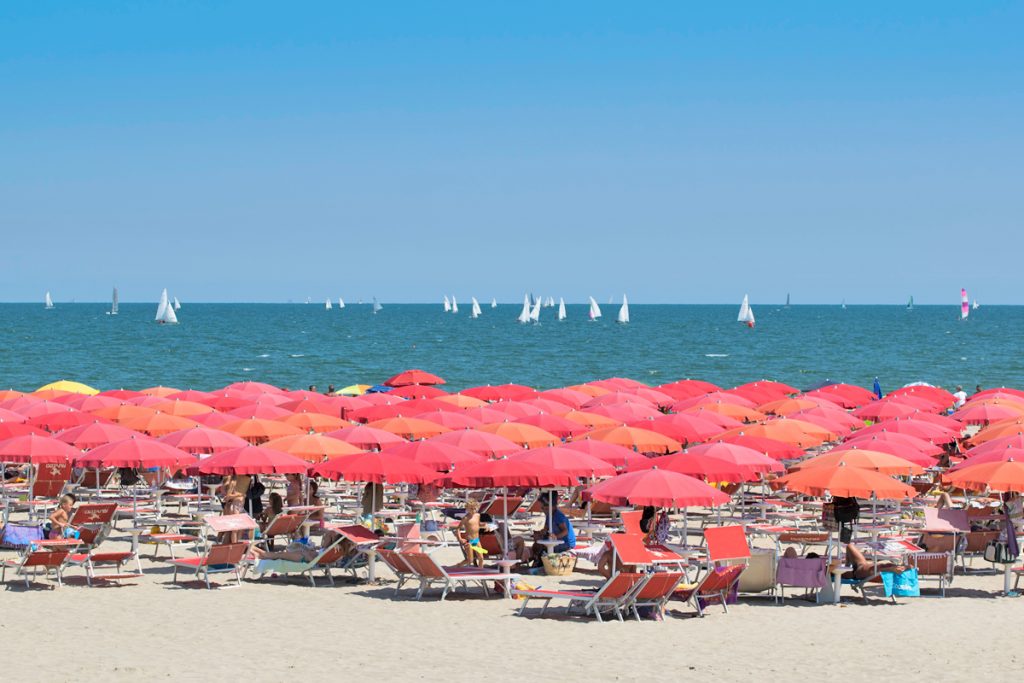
top-left (913, 552), bottom-right (954, 597)
top-left (252, 535), bottom-right (348, 586)
top-left (481, 496), bottom-right (524, 518)
top-left (674, 564), bottom-right (745, 616)
top-left (397, 550), bottom-right (503, 601)
top-left (167, 542), bottom-right (248, 589)
top-left (513, 572), bottom-right (647, 622)
top-left (257, 511), bottom-right (308, 549)
top-left (61, 503), bottom-right (142, 585)
top-left (376, 547), bottom-right (416, 594)
top-left (624, 571), bottom-right (685, 621)
top-left (2, 547), bottom-right (71, 588)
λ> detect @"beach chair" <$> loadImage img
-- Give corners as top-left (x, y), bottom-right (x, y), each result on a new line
top-left (960, 530), bottom-right (1000, 572)
top-left (624, 571), bottom-right (686, 621)
top-left (674, 564), bottom-right (746, 616)
top-left (10, 463), bottom-right (71, 519)
top-left (62, 503), bottom-right (143, 585)
top-left (737, 548), bottom-right (777, 597)
top-left (324, 525), bottom-right (380, 583)
top-left (774, 556), bottom-right (828, 604)
top-left (513, 572), bottom-right (648, 622)
top-left (705, 525), bottom-right (751, 565)
top-left (398, 550), bottom-right (502, 601)
top-left (913, 552), bottom-right (954, 597)
top-left (376, 547), bottom-right (416, 594)
top-left (1, 548), bottom-right (71, 588)
top-left (257, 512), bottom-right (308, 550)
top-left (167, 542), bottom-right (248, 589)
top-left (481, 496), bottom-right (523, 518)
top-left (252, 535), bottom-right (348, 586)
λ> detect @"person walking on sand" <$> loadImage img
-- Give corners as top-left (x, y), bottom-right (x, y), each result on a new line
top-left (456, 499), bottom-right (485, 568)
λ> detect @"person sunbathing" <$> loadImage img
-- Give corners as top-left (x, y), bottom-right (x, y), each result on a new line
top-left (843, 543), bottom-right (907, 580)
top-left (252, 530), bottom-right (345, 563)
top-left (47, 494), bottom-right (79, 539)
top-left (456, 499), bottom-right (485, 567)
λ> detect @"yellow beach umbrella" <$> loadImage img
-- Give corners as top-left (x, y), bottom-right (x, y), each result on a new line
top-left (35, 380), bottom-right (99, 396)
top-left (337, 384), bottom-right (371, 396)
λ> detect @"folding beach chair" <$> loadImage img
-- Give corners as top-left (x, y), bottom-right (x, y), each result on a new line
top-left (912, 552), bottom-right (954, 597)
top-left (376, 547), bottom-right (416, 594)
top-left (257, 511), bottom-right (308, 550)
top-left (481, 496), bottom-right (523, 518)
top-left (10, 462), bottom-right (72, 520)
top-left (62, 503), bottom-right (143, 585)
top-left (624, 571), bottom-right (685, 621)
top-left (674, 564), bottom-right (746, 617)
top-left (398, 550), bottom-right (503, 601)
top-left (324, 525), bottom-right (381, 583)
top-left (774, 556), bottom-right (828, 604)
top-left (252, 535), bottom-right (349, 586)
top-left (2, 548), bottom-right (71, 588)
top-left (167, 542), bottom-right (248, 589)
top-left (513, 572), bottom-right (647, 622)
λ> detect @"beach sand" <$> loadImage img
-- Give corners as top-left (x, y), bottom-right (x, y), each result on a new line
top-left (2, 525), bottom-right (1018, 683)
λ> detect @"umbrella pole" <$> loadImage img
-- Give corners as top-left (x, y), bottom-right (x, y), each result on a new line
top-left (502, 486), bottom-right (509, 560)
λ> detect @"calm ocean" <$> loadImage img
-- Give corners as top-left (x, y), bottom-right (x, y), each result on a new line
top-left (1, 303), bottom-right (1020, 394)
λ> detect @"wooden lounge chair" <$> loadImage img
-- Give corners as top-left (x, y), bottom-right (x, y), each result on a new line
top-left (513, 572), bottom-right (647, 622)
top-left (2, 548), bottom-right (71, 588)
top-left (674, 564), bottom-right (746, 616)
top-left (398, 550), bottom-right (503, 601)
top-left (625, 571), bottom-right (685, 621)
top-left (167, 542), bottom-right (248, 589)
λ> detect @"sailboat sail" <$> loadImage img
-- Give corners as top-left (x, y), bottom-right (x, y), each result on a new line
top-left (155, 288), bottom-right (178, 324)
top-left (451, 297), bottom-right (458, 314)
top-left (172, 296), bottom-right (181, 310)
top-left (588, 297), bottom-right (602, 320)
top-left (617, 295), bottom-right (630, 324)
top-left (785, 293), bottom-right (791, 308)
top-left (490, 298), bottom-right (497, 308)
top-left (325, 298), bottom-right (332, 310)
top-left (517, 294), bottom-right (531, 324)
top-left (960, 289), bottom-right (969, 320)
top-left (338, 298), bottom-right (345, 308)
top-left (907, 296), bottom-right (914, 311)
top-left (470, 297), bottom-right (481, 318)
top-left (972, 299), bottom-right (979, 310)
top-left (110, 287), bottom-right (119, 315)
top-left (557, 297), bottom-right (566, 321)
top-left (44, 291), bottom-right (54, 309)
top-left (443, 295), bottom-right (451, 312)
top-left (841, 299), bottom-right (846, 310)
top-left (372, 298), bottom-right (382, 313)
top-left (738, 294), bottom-right (755, 328)
top-left (528, 296), bottom-right (542, 322)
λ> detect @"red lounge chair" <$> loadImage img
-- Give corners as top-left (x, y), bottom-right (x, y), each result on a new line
top-left (62, 503), bottom-right (142, 585)
top-left (704, 525), bottom-right (751, 564)
top-left (481, 496), bottom-right (524, 518)
top-left (2, 548), bottom-right (71, 588)
top-left (674, 564), bottom-right (746, 616)
top-left (167, 542), bottom-right (248, 589)
top-left (625, 571), bottom-right (686, 621)
top-left (513, 572), bottom-right (647, 622)
top-left (257, 512), bottom-right (308, 549)
top-left (398, 550), bottom-right (502, 601)
top-left (252, 535), bottom-right (349, 586)
top-left (376, 548), bottom-right (416, 594)
top-left (913, 552), bottom-right (954, 597)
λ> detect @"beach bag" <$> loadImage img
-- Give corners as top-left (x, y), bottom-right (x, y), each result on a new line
top-left (831, 497), bottom-right (860, 524)
top-left (881, 568), bottom-right (920, 597)
top-left (984, 540), bottom-right (1017, 564)
top-left (821, 503), bottom-right (839, 531)
top-left (0, 524), bottom-right (44, 549)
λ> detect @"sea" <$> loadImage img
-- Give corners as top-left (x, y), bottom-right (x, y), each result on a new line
top-left (1, 303), bottom-right (1021, 394)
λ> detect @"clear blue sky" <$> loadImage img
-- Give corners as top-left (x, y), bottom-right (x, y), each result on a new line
top-left (1, 2), bottom-right (1021, 304)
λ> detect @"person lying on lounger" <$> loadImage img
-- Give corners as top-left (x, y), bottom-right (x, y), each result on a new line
top-left (250, 530), bottom-right (346, 563)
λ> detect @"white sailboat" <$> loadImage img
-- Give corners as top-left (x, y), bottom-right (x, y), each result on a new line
top-left (528, 296), bottom-right (542, 322)
top-left (490, 298), bottom-right (497, 308)
top-left (372, 297), bottom-right (382, 313)
top-left (325, 298), bottom-right (333, 310)
top-left (451, 297), bottom-right (459, 314)
top-left (557, 297), bottom-right (566, 321)
top-left (470, 297), bottom-right (482, 319)
top-left (972, 299), bottom-right (979, 311)
top-left (517, 294), bottom-right (531, 324)
top-left (588, 296), bottom-right (602, 321)
top-left (108, 287), bottom-right (118, 315)
top-left (155, 288), bottom-right (178, 324)
top-left (841, 299), bottom-right (846, 310)
top-left (44, 291), bottom-right (54, 310)
top-left (443, 295), bottom-right (451, 312)
top-left (738, 294), bottom-right (755, 328)
top-left (338, 298), bottom-right (345, 308)
top-left (172, 296), bottom-right (181, 311)
top-left (617, 295), bottom-right (630, 324)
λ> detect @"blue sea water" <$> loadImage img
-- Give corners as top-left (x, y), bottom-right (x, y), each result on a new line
top-left (1, 303), bottom-right (1021, 394)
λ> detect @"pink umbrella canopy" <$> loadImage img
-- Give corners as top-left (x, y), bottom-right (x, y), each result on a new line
top-left (0, 433), bottom-right (81, 464)
top-left (381, 440), bottom-right (484, 472)
top-left (512, 413), bottom-right (589, 440)
top-left (196, 445), bottom-right (310, 475)
top-left (441, 458), bottom-right (576, 488)
top-left (713, 434), bottom-right (805, 460)
top-left (312, 451), bottom-right (438, 484)
top-left (325, 425), bottom-right (407, 450)
top-left (461, 384), bottom-right (537, 402)
top-left (560, 439), bottom-right (650, 470)
top-left (584, 468), bottom-right (732, 507)
top-left (54, 420), bottom-right (138, 449)
top-left (384, 369), bottom-right (447, 387)
top-left (74, 435), bottom-right (194, 469)
top-left (629, 451), bottom-right (754, 482)
top-left (842, 431), bottom-right (945, 457)
top-left (507, 446), bottom-right (616, 479)
top-left (828, 442), bottom-right (938, 468)
top-left (428, 429), bottom-right (523, 458)
top-left (630, 413), bottom-right (726, 445)
top-left (158, 426), bottom-right (251, 454)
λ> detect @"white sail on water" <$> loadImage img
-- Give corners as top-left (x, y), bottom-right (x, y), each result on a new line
top-left (110, 287), bottom-right (118, 315)
top-left (470, 297), bottom-right (481, 319)
top-left (373, 297), bottom-right (382, 313)
top-left (972, 299), bottom-right (979, 311)
top-left (557, 297), bottom-right (566, 321)
top-left (173, 296), bottom-right (181, 311)
top-left (737, 294), bottom-right (755, 327)
top-left (443, 295), bottom-right (451, 312)
top-left (155, 288), bottom-right (178, 324)
top-left (490, 298), bottom-right (497, 308)
top-left (451, 297), bottom-right (458, 314)
top-left (325, 298), bottom-right (332, 310)
top-left (44, 291), bottom-right (54, 309)
top-left (528, 296), bottom-right (542, 322)
top-left (338, 298), bottom-right (345, 308)
top-left (588, 296), bottom-right (602, 320)
top-left (617, 294), bottom-right (630, 324)
top-left (517, 294), bottom-right (531, 324)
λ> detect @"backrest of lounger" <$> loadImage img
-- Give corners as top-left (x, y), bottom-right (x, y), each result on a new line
top-left (610, 533), bottom-right (656, 566)
top-left (32, 478), bottom-right (66, 499)
top-left (914, 552), bottom-right (952, 576)
top-left (264, 513), bottom-right (305, 536)
top-left (600, 572), bottom-right (644, 599)
top-left (483, 497), bottom-right (523, 517)
top-left (25, 550), bottom-right (69, 568)
top-left (775, 557), bottom-right (827, 589)
top-left (705, 526), bottom-right (750, 562)
top-left (208, 543), bottom-right (246, 565)
top-left (71, 503), bottom-right (118, 526)
top-left (619, 510), bottom-right (643, 536)
top-left (402, 552), bottom-right (443, 578)
top-left (376, 548), bottom-right (409, 574)
top-left (700, 564), bottom-right (744, 594)
top-left (635, 572), bottom-right (683, 599)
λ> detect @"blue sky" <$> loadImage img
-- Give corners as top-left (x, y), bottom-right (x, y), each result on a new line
top-left (1, 2), bottom-right (1021, 304)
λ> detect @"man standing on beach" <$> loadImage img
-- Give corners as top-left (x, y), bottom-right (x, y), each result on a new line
top-left (952, 386), bottom-right (967, 408)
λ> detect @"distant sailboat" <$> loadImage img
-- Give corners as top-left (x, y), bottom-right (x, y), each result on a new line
top-left (443, 295), bottom-right (451, 312)
top-left (173, 296), bottom-right (181, 311)
top-left (588, 297), bottom-right (602, 321)
top-left (451, 297), bottom-right (459, 314)
top-left (960, 288), bottom-right (969, 320)
top-left (841, 299), bottom-right (846, 310)
top-left (972, 299), bottom-right (979, 311)
top-left (108, 287), bottom-right (118, 315)
top-left (607, 296), bottom-right (613, 305)
top-left (372, 297), bottom-right (382, 313)
top-left (517, 294), bottom-right (531, 324)
top-left (785, 293), bottom-right (791, 309)
top-left (738, 294), bottom-right (755, 328)
top-left (617, 295), bottom-right (630, 324)
top-left (528, 296), bottom-right (542, 323)
top-left (557, 297), bottom-right (566, 321)
top-left (305, 297), bottom-right (312, 304)
top-left (338, 298), bottom-right (345, 309)
top-left (325, 298), bottom-right (332, 310)
top-left (470, 297), bottom-right (482, 319)
top-left (44, 291), bottom-right (54, 310)
top-left (907, 296), bottom-right (914, 311)
top-left (490, 298), bottom-right (497, 308)
top-left (155, 288), bottom-right (178, 324)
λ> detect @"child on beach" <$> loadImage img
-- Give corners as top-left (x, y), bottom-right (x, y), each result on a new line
top-left (47, 494), bottom-right (79, 539)
top-left (457, 499), bottom-right (485, 568)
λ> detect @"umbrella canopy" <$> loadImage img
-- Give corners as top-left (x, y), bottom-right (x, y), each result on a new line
top-left (387, 385), bottom-right (448, 399)
top-left (0, 423), bottom-right (47, 440)
top-left (632, 413), bottom-right (727, 445)
top-left (792, 449), bottom-right (924, 475)
top-left (367, 416), bottom-right (451, 440)
top-left (889, 385), bottom-right (956, 406)
top-left (714, 434), bottom-right (805, 460)
top-left (326, 425), bottom-right (407, 450)
top-left (263, 434), bottom-right (364, 462)
top-left (219, 417), bottom-right (305, 445)
top-left (655, 379), bottom-right (722, 400)
top-left (585, 468), bottom-right (732, 507)
top-left (149, 399), bottom-right (217, 417)
top-left (513, 413), bottom-right (589, 439)
top-left (52, 394), bottom-right (123, 411)
top-left (965, 434), bottom-right (1024, 458)
top-left (337, 384), bottom-right (372, 396)
top-left (680, 409), bottom-right (745, 431)
top-left (461, 384), bottom-right (537, 402)
top-left (969, 420), bottom-right (1024, 446)
top-left (384, 369), bottom-right (446, 387)
top-left (791, 407), bottom-right (864, 432)
top-left (428, 430), bottom-right (523, 458)
top-left (222, 381), bottom-right (286, 395)
top-left (478, 422), bottom-right (559, 448)
top-left (197, 445), bottom-right (310, 475)
top-left (774, 464), bottom-right (916, 499)
top-left (486, 401), bottom-right (544, 419)
top-left (36, 380), bottom-right (99, 396)
top-left (828, 441), bottom-right (938, 468)
top-left (680, 442), bottom-right (784, 474)
top-left (950, 446), bottom-right (1024, 471)
top-left (560, 409), bottom-right (620, 430)
top-left (535, 388), bottom-right (592, 410)
top-left (807, 383), bottom-right (876, 407)
top-left (942, 459), bottom-right (1024, 493)
top-left (442, 458), bottom-right (576, 488)
top-left (91, 404), bottom-right (155, 424)
top-left (854, 419), bottom-right (957, 444)
top-left (586, 402), bottom-right (662, 422)
top-left (719, 419), bottom-right (836, 448)
top-left (583, 426), bottom-right (682, 454)
top-left (631, 452), bottom-right (755, 482)
top-left (277, 411), bottom-right (349, 433)
top-left (138, 386), bottom-right (182, 398)
top-left (158, 426), bottom-right (251, 454)
top-left (312, 451), bottom-right (437, 484)
top-left (674, 391), bottom-right (759, 411)
top-left (758, 397), bottom-right (821, 416)
top-left (415, 410), bottom-right (484, 430)
top-left (75, 436), bottom-right (193, 469)
top-left (224, 404), bottom-right (293, 420)
top-left (560, 439), bottom-right (649, 470)
top-left (507, 446), bottom-right (616, 479)
top-left (54, 420), bottom-right (137, 449)
top-left (382, 440), bottom-right (484, 472)
top-left (952, 400), bottom-right (1024, 426)
top-left (683, 402), bottom-right (766, 423)
top-left (0, 433), bottom-right (80, 464)
top-left (435, 393), bottom-right (488, 409)
top-left (120, 411), bottom-right (201, 437)
top-left (853, 401), bottom-right (919, 422)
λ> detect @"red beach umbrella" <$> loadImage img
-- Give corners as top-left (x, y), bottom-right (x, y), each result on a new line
top-left (158, 426), bottom-right (251, 454)
top-left (441, 458), bottom-right (575, 488)
top-left (326, 425), bottom-right (407, 450)
top-left (507, 446), bottom-right (616, 479)
top-left (774, 464), bottom-right (916, 499)
top-left (75, 435), bottom-right (193, 469)
top-left (312, 451), bottom-right (436, 484)
top-left (428, 430), bottom-right (522, 458)
top-left (54, 420), bottom-right (137, 449)
top-left (714, 434), bottom-right (806, 460)
top-left (382, 440), bottom-right (484, 472)
top-left (461, 384), bottom-right (537, 402)
top-left (0, 433), bottom-right (80, 464)
top-left (585, 468), bottom-right (731, 507)
top-left (942, 459), bottom-right (1024, 493)
top-left (384, 369), bottom-right (446, 387)
top-left (263, 434), bottom-right (364, 462)
top-left (513, 413), bottom-right (589, 440)
top-left (197, 445), bottom-right (310, 475)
